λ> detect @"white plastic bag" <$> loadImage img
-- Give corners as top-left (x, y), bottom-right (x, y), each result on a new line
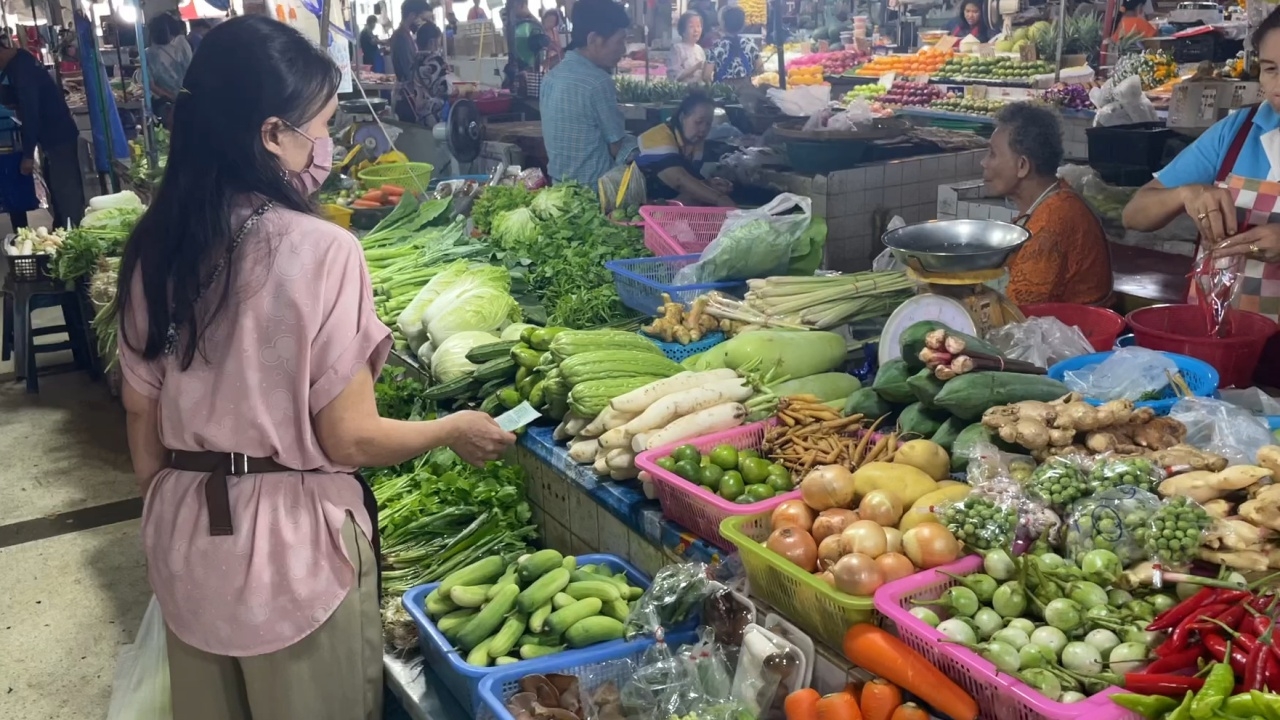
top-left (107, 595), bottom-right (172, 720)
top-left (673, 193), bottom-right (813, 284)
top-left (1169, 397), bottom-right (1275, 467)
top-left (987, 316), bottom-right (1096, 368)
top-left (1062, 346), bottom-right (1178, 401)
top-left (766, 85), bottom-right (831, 117)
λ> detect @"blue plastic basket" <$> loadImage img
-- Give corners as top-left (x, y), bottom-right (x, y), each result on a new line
top-left (476, 630), bottom-right (700, 720)
top-left (605, 255), bottom-right (748, 316)
top-left (640, 330), bottom-right (726, 362)
top-left (1047, 351), bottom-right (1220, 416)
top-left (403, 553), bottom-right (659, 714)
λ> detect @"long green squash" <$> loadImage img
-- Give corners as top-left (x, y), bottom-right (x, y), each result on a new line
top-left (690, 330), bottom-right (847, 378)
top-left (933, 372), bottom-right (1070, 420)
top-left (770, 372), bottom-right (862, 402)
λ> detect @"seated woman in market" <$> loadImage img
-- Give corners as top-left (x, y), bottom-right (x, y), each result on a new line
top-left (636, 92), bottom-right (735, 207)
top-left (981, 102), bottom-right (1113, 305)
top-left (1121, 5), bottom-right (1280, 322)
top-left (945, 0), bottom-right (991, 43)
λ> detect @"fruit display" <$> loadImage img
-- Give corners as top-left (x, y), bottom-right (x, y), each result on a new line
top-left (933, 56), bottom-right (1055, 83)
top-left (928, 97), bottom-right (1005, 116)
top-left (853, 48), bottom-right (952, 77)
top-left (875, 81), bottom-right (944, 107)
top-left (1043, 83), bottom-right (1095, 110)
top-left (420, 550), bottom-right (643, 665)
top-left (783, 65), bottom-right (828, 87)
top-left (740, 0), bottom-right (766, 25)
top-left (655, 442), bottom-right (794, 503)
top-left (842, 83), bottom-right (887, 103)
top-left (1111, 50), bottom-right (1179, 91)
top-left (786, 50), bottom-right (864, 76)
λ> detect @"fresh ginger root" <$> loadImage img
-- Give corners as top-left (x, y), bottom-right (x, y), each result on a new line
top-left (1150, 445), bottom-right (1229, 472)
top-left (643, 293), bottom-right (687, 343)
top-left (1258, 445), bottom-right (1280, 477)
top-left (1200, 547), bottom-right (1271, 572)
top-left (1240, 484), bottom-right (1280, 532)
top-left (1159, 465), bottom-right (1272, 503)
top-left (1202, 517), bottom-right (1271, 552)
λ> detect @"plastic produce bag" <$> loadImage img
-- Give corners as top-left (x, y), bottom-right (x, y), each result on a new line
top-left (1026, 453), bottom-right (1096, 512)
top-left (674, 194), bottom-right (813, 285)
top-left (1088, 455), bottom-right (1165, 494)
top-left (625, 562), bottom-right (726, 640)
top-left (1143, 494), bottom-right (1213, 567)
top-left (1190, 245), bottom-right (1247, 338)
top-left (622, 631), bottom-right (741, 720)
top-left (597, 162), bottom-right (648, 216)
top-left (1062, 347), bottom-right (1178, 401)
top-left (1064, 487), bottom-right (1163, 567)
top-left (944, 443), bottom-right (1045, 551)
top-left (1219, 387), bottom-right (1280, 417)
top-left (731, 624), bottom-right (803, 720)
top-left (107, 595), bottom-right (171, 720)
top-left (1169, 397), bottom-right (1275, 467)
top-left (987, 316), bottom-right (1096, 368)
top-left (765, 85), bottom-right (831, 117)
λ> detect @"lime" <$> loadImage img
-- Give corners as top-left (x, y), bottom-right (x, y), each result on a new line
top-left (699, 464), bottom-right (725, 489)
top-left (740, 457), bottom-right (773, 485)
top-left (672, 444), bottom-right (701, 465)
top-left (655, 456), bottom-right (677, 472)
top-left (738, 449), bottom-right (761, 462)
top-left (743, 484), bottom-right (776, 502)
top-left (734, 495), bottom-right (756, 504)
top-left (718, 471), bottom-right (745, 500)
top-left (674, 459), bottom-right (702, 482)
top-left (766, 467), bottom-right (794, 493)
top-left (709, 444), bottom-right (739, 470)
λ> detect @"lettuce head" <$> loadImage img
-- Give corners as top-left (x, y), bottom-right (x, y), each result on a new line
top-left (422, 262), bottom-right (521, 345)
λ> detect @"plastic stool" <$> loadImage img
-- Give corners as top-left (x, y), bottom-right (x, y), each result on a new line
top-left (1, 280), bottom-right (100, 394)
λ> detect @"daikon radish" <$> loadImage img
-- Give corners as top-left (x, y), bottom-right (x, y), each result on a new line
top-left (567, 438), bottom-right (599, 464)
top-left (643, 403), bottom-right (748, 451)
top-left (609, 369), bottom-right (739, 415)
top-left (605, 448), bottom-right (635, 471)
top-left (610, 466), bottom-right (640, 481)
top-left (581, 406), bottom-right (635, 438)
top-left (553, 418), bottom-right (573, 442)
top-left (593, 453), bottom-right (610, 475)
top-left (563, 413), bottom-right (590, 437)
top-left (623, 379), bottom-right (752, 436)
top-left (598, 426), bottom-right (632, 450)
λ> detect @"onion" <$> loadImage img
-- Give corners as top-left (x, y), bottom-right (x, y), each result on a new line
top-left (766, 526), bottom-right (818, 572)
top-left (800, 465), bottom-right (856, 511)
top-left (859, 489), bottom-right (903, 526)
top-left (771, 499), bottom-right (815, 533)
top-left (816, 570), bottom-right (836, 588)
top-left (875, 552), bottom-right (916, 583)
top-left (811, 508), bottom-right (859, 544)
top-left (883, 527), bottom-right (903, 554)
top-left (832, 553), bottom-right (885, 596)
top-left (902, 522), bottom-right (960, 569)
top-left (841, 520), bottom-right (888, 558)
top-left (818, 533), bottom-right (845, 568)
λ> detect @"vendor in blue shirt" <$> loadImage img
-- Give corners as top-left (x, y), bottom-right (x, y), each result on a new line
top-left (1122, 7), bottom-right (1280, 321)
top-left (539, 0), bottom-right (636, 186)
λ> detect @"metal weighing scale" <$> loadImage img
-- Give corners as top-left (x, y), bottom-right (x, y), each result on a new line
top-left (335, 97), bottom-right (403, 163)
top-left (877, 218), bottom-right (1031, 366)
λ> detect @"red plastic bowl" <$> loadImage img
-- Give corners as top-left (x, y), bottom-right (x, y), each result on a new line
top-left (1126, 304), bottom-right (1277, 388)
top-left (1021, 303), bottom-right (1125, 352)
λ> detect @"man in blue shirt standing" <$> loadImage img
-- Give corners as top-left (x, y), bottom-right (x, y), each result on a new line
top-left (539, 0), bottom-right (635, 186)
top-left (0, 45), bottom-right (83, 227)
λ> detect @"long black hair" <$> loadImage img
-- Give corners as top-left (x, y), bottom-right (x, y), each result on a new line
top-left (116, 15), bottom-right (339, 371)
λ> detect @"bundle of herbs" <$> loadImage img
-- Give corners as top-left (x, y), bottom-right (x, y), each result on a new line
top-left (485, 183), bottom-right (647, 327)
top-left (369, 447), bottom-right (538, 598)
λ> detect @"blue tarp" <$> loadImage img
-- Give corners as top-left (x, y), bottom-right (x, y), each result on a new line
top-left (75, 12), bottom-right (130, 173)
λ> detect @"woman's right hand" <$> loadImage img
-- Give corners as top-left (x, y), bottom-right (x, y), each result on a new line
top-left (1180, 183), bottom-right (1238, 243)
top-left (443, 410), bottom-right (517, 466)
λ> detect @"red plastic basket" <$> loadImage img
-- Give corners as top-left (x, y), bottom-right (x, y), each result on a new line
top-left (1126, 304), bottom-right (1277, 388)
top-left (874, 555), bottom-right (1140, 720)
top-left (638, 205), bottom-right (731, 256)
top-left (1020, 303), bottom-right (1125, 352)
top-left (634, 420), bottom-right (797, 550)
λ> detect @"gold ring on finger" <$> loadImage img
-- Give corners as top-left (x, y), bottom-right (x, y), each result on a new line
top-left (1250, 243), bottom-right (1261, 254)
top-left (1198, 213), bottom-right (1208, 221)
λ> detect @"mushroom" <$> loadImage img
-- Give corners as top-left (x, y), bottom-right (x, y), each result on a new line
top-left (546, 674), bottom-right (581, 716)
top-left (506, 692), bottom-right (540, 720)
top-left (520, 675), bottom-right (561, 709)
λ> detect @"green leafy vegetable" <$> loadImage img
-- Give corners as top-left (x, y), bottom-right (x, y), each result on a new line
top-left (492, 207), bottom-right (540, 246)
top-left (471, 184), bottom-right (533, 234)
top-left (420, 262), bottom-right (521, 345)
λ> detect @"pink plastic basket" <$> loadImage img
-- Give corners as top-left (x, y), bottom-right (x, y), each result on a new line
top-left (639, 205), bottom-right (731, 256)
top-left (635, 420), bottom-right (798, 550)
top-left (874, 555), bottom-right (1140, 720)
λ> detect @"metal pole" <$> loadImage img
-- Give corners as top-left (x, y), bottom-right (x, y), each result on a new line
top-left (320, 0), bottom-right (333, 47)
top-left (1052, 0), bottom-right (1065, 83)
top-left (774, 0), bottom-right (785, 88)
top-left (132, 3), bottom-right (158, 174)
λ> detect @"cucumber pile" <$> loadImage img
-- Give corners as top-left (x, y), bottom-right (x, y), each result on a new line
top-left (424, 550), bottom-right (643, 667)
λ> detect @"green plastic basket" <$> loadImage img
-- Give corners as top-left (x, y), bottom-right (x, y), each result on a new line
top-left (720, 512), bottom-right (879, 651)
top-left (357, 162), bottom-right (435, 192)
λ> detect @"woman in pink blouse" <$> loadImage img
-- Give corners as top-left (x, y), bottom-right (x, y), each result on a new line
top-left (113, 16), bottom-right (515, 719)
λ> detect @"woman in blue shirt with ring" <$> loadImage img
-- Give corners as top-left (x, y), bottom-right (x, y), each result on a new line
top-left (1123, 6), bottom-right (1280, 321)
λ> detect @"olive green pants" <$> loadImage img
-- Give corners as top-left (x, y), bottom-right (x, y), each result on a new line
top-left (165, 517), bottom-right (383, 720)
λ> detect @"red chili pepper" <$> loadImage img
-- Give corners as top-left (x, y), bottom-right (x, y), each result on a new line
top-left (1168, 603), bottom-right (1231, 651)
top-left (1267, 648), bottom-right (1280, 693)
top-left (1214, 590), bottom-right (1254, 606)
top-left (1149, 587), bottom-right (1220, 632)
top-left (1145, 646), bottom-right (1204, 674)
top-left (1249, 592), bottom-right (1278, 613)
top-left (1204, 632), bottom-right (1251, 676)
top-left (1123, 674), bottom-right (1207, 696)
top-left (1204, 604), bottom-right (1248, 632)
top-left (1246, 643), bottom-right (1268, 692)
top-left (1243, 607), bottom-right (1272, 638)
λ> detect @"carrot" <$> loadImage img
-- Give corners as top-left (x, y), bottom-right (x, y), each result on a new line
top-left (350, 200), bottom-right (382, 209)
top-left (844, 682), bottom-right (861, 707)
top-left (380, 184), bottom-right (406, 196)
top-left (815, 691), bottom-right (862, 720)
top-left (859, 679), bottom-right (901, 720)
top-left (784, 688), bottom-right (821, 720)
top-left (888, 704), bottom-right (928, 720)
top-left (359, 190), bottom-right (384, 203)
top-left (842, 625), bottom-right (978, 720)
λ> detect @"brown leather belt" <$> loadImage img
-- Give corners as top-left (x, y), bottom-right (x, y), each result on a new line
top-left (169, 451), bottom-right (297, 537)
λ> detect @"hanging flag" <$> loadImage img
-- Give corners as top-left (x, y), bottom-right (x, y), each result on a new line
top-left (74, 12), bottom-right (129, 173)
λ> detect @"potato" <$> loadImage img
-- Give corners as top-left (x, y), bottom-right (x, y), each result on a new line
top-left (853, 461), bottom-right (938, 507)
top-left (893, 439), bottom-right (951, 481)
top-left (909, 484), bottom-right (972, 514)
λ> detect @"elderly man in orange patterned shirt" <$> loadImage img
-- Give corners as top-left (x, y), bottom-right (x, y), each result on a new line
top-left (981, 102), bottom-right (1114, 306)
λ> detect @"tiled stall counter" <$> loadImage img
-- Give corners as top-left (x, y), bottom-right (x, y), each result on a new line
top-left (751, 149), bottom-right (987, 272)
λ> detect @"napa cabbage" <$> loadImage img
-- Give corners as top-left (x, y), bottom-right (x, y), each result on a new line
top-left (421, 262), bottom-right (521, 345)
top-left (491, 207), bottom-right (539, 246)
top-left (431, 331), bottom-right (500, 383)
